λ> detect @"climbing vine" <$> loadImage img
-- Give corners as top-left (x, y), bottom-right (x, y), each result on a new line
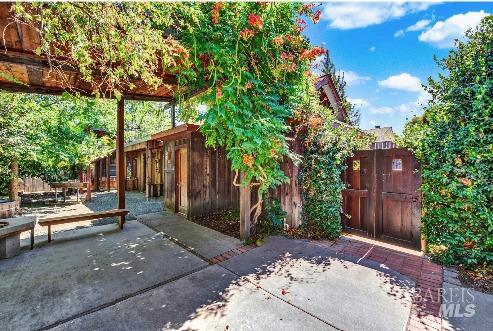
top-left (11, 2), bottom-right (189, 98)
top-left (297, 84), bottom-right (371, 239)
top-left (175, 3), bottom-right (323, 225)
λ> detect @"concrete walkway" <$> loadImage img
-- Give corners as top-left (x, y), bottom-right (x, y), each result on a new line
top-left (0, 221), bottom-right (207, 330)
top-left (1, 215), bottom-right (417, 331)
top-left (138, 211), bottom-right (243, 259)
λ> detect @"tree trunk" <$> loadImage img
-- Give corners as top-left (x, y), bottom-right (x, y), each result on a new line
top-left (8, 158), bottom-right (19, 211)
top-left (239, 171), bottom-right (251, 240)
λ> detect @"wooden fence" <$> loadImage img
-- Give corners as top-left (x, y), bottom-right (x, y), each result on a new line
top-left (18, 176), bottom-right (52, 193)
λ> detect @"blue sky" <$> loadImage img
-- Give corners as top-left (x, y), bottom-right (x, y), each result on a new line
top-left (304, 2), bottom-right (493, 134)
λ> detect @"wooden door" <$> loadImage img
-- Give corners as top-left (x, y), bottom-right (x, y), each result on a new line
top-left (342, 148), bottom-right (421, 249)
top-left (175, 148), bottom-right (188, 214)
top-left (380, 149), bottom-right (421, 247)
top-left (342, 150), bottom-right (370, 234)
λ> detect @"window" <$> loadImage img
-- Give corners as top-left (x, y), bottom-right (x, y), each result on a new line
top-left (353, 160), bottom-right (360, 171)
top-left (392, 159), bottom-right (403, 171)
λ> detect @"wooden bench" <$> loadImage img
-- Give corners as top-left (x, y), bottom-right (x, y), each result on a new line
top-left (38, 209), bottom-right (129, 242)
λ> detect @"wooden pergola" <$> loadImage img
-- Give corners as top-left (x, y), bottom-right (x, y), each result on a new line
top-left (0, 3), bottom-right (254, 238)
top-left (0, 3), bottom-right (177, 228)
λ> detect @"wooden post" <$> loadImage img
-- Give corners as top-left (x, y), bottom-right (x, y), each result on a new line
top-left (98, 159), bottom-right (103, 191)
top-left (145, 141), bottom-right (152, 198)
top-left (239, 171), bottom-right (251, 240)
top-left (368, 150), bottom-right (377, 238)
top-left (106, 155), bottom-right (111, 192)
top-left (86, 164), bottom-right (92, 202)
top-left (171, 102), bottom-right (176, 128)
top-left (8, 158), bottom-right (19, 212)
top-left (95, 160), bottom-right (100, 191)
top-left (116, 98), bottom-right (126, 228)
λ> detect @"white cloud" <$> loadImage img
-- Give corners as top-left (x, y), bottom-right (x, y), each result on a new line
top-left (394, 29), bottom-right (405, 37)
top-left (339, 70), bottom-right (371, 86)
top-left (322, 2), bottom-right (436, 30)
top-left (395, 19), bottom-right (432, 37)
top-left (348, 98), bottom-right (370, 108)
top-left (419, 11), bottom-right (489, 48)
top-left (375, 73), bottom-right (429, 114)
top-left (369, 106), bottom-right (395, 114)
top-left (369, 120), bottom-right (378, 127)
top-left (378, 73), bottom-right (423, 93)
top-left (369, 46), bottom-right (376, 52)
top-left (408, 19), bottom-right (432, 31)
top-left (367, 89), bottom-right (430, 115)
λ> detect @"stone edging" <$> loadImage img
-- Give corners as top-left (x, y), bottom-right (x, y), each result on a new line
top-left (208, 244), bottom-right (257, 264)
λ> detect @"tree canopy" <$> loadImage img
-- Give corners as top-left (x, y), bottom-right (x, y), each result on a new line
top-left (0, 92), bottom-right (171, 196)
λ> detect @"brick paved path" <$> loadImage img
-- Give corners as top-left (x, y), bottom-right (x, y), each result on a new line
top-left (202, 233), bottom-right (444, 331)
top-left (309, 237), bottom-right (443, 331)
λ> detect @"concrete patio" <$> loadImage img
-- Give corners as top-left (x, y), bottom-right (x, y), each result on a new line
top-left (1, 211), bottom-right (421, 331)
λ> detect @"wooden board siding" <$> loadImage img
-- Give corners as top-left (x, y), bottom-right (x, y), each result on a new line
top-left (270, 136), bottom-right (303, 228)
top-left (188, 132), bottom-right (239, 218)
top-left (124, 150), bottom-right (146, 192)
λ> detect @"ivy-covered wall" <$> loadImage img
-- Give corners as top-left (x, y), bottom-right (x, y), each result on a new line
top-left (401, 16), bottom-right (493, 267)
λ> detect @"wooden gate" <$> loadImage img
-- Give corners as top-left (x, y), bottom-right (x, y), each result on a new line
top-left (342, 148), bottom-right (422, 249)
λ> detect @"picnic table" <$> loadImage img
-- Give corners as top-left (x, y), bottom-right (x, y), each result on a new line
top-left (49, 182), bottom-right (86, 203)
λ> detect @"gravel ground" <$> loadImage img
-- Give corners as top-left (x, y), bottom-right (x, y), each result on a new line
top-left (19, 191), bottom-right (164, 240)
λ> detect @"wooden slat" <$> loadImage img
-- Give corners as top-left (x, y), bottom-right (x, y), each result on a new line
top-left (39, 209), bottom-right (128, 226)
top-left (342, 189), bottom-right (369, 198)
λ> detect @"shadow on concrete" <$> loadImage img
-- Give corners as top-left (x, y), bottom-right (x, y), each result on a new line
top-left (1, 221), bottom-right (207, 331)
top-left (138, 211), bottom-right (243, 260)
top-left (40, 236), bottom-right (416, 331)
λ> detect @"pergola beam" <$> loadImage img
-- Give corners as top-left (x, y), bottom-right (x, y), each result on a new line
top-left (0, 82), bottom-right (175, 102)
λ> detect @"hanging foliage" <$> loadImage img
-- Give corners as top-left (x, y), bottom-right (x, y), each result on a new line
top-left (11, 2), bottom-right (188, 98)
top-left (174, 2), bottom-right (323, 225)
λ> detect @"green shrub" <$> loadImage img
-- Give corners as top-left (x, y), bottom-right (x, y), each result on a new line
top-left (402, 16), bottom-right (493, 267)
top-left (257, 199), bottom-right (286, 238)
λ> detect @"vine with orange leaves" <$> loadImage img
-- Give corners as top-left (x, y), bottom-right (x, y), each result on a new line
top-left (177, 2), bottom-right (324, 233)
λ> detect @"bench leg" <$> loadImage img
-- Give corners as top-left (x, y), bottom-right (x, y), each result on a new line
top-left (30, 228), bottom-right (34, 249)
top-left (48, 225), bottom-right (52, 243)
top-left (119, 215), bottom-right (125, 230)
